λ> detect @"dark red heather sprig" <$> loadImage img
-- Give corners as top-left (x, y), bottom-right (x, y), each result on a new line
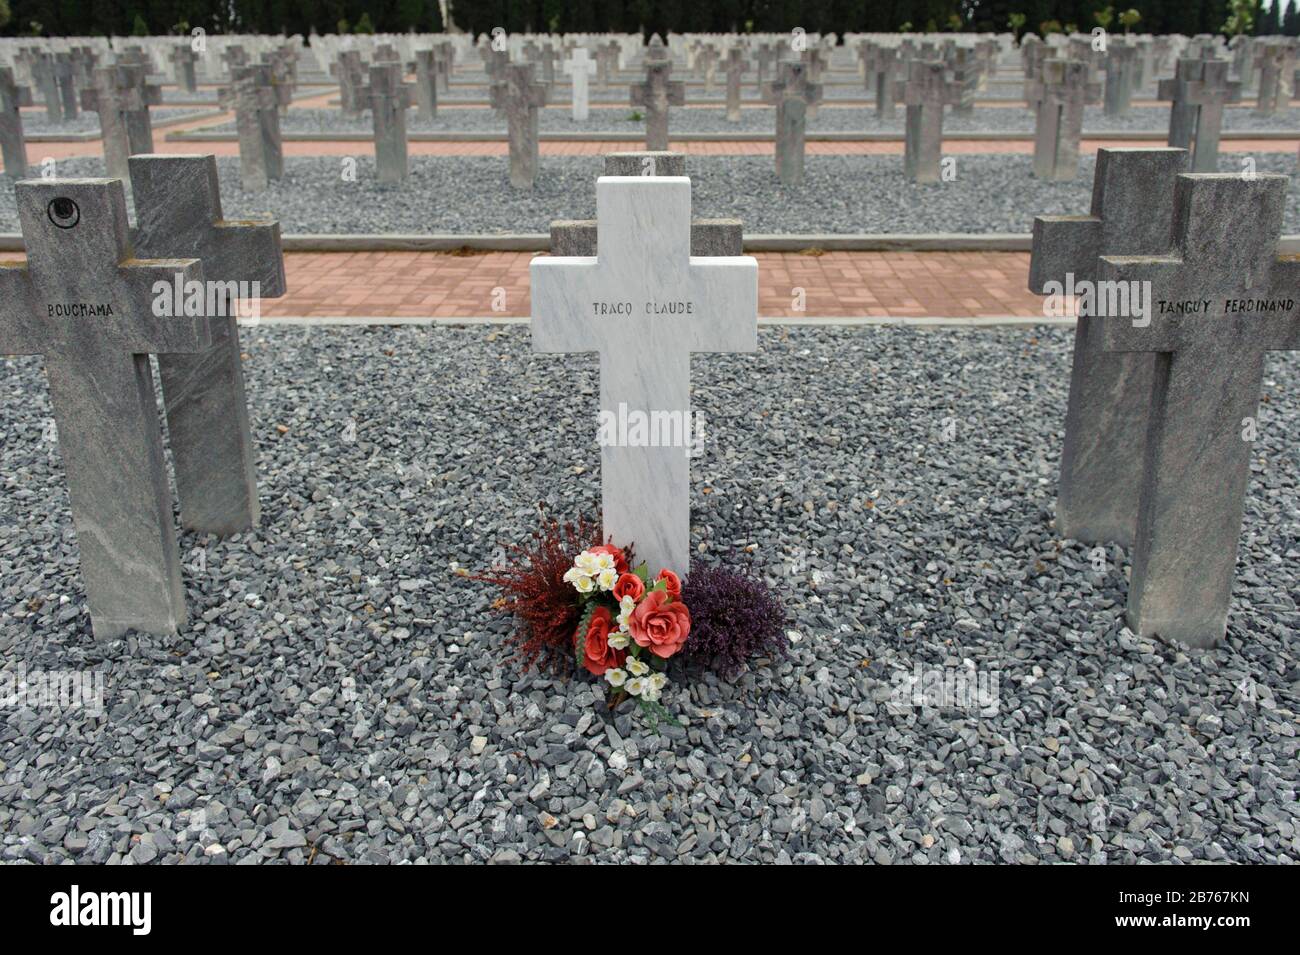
top-left (474, 514), bottom-right (634, 673)
top-left (680, 564), bottom-right (788, 679)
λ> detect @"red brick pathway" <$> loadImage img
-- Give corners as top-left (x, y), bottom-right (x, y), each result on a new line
top-left (250, 249), bottom-right (1045, 319)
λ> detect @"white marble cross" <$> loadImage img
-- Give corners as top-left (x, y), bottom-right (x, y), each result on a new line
top-left (531, 177), bottom-right (758, 574)
top-left (563, 47), bottom-right (597, 121)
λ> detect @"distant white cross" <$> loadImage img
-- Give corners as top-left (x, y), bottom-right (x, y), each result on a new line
top-left (563, 47), bottom-right (597, 121)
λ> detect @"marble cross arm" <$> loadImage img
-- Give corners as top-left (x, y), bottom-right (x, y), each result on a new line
top-left (529, 258), bottom-right (602, 354)
top-left (113, 257), bottom-right (213, 354)
top-left (1029, 215), bottom-right (1100, 292)
top-left (0, 264), bottom-right (39, 355)
top-left (684, 257), bottom-right (759, 353)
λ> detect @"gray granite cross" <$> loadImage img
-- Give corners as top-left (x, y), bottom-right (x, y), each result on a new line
top-left (54, 53), bottom-right (79, 120)
top-left (490, 63), bottom-right (547, 189)
top-left (722, 47), bottom-right (746, 122)
top-left (755, 42), bottom-right (778, 90)
top-left (631, 60), bottom-right (684, 152)
top-left (531, 176), bottom-right (757, 574)
top-left (31, 51), bottom-right (63, 123)
top-left (218, 65), bottom-right (283, 192)
top-left (1097, 173), bottom-right (1300, 646)
top-left (0, 67), bottom-right (32, 178)
top-left (0, 178), bottom-right (210, 639)
top-left (1028, 58), bottom-right (1101, 181)
top-left (870, 45), bottom-right (901, 119)
top-left (1029, 147), bottom-right (1188, 546)
top-left (1103, 39), bottom-right (1137, 117)
top-left (549, 151), bottom-right (742, 257)
top-left (413, 48), bottom-right (439, 121)
top-left (1175, 59), bottom-right (1240, 172)
top-left (330, 50), bottom-right (367, 118)
top-left (170, 42), bottom-right (198, 94)
top-left (129, 153), bottom-right (286, 535)
top-left (761, 61), bottom-right (822, 185)
top-left (901, 60), bottom-right (963, 183)
top-left (366, 62), bottom-right (413, 185)
top-left (1255, 42), bottom-right (1285, 114)
top-left (80, 65), bottom-right (160, 180)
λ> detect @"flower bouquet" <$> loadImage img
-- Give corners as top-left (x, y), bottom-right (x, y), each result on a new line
top-left (476, 514), bottom-right (789, 729)
top-left (564, 544), bottom-right (688, 721)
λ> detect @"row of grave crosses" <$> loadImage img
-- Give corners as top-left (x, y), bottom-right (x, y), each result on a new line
top-left (2, 147), bottom-right (1294, 650)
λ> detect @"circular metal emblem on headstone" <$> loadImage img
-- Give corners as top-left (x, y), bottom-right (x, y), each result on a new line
top-left (47, 197), bottom-right (80, 229)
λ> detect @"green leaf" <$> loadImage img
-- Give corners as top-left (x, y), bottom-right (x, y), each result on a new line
top-left (574, 601), bottom-right (598, 668)
top-left (633, 562), bottom-right (649, 584)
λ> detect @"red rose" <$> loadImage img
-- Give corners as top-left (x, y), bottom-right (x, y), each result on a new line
top-left (589, 544), bottom-right (628, 574)
top-left (656, 568), bottom-right (682, 598)
top-left (578, 605), bottom-right (626, 676)
top-left (629, 590), bottom-right (691, 659)
top-left (613, 572), bottom-right (645, 603)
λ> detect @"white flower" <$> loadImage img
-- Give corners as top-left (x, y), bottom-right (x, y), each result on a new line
top-left (626, 657), bottom-right (650, 677)
top-left (593, 552), bottom-right (616, 573)
top-left (607, 632), bottom-right (630, 650)
top-left (617, 595), bottom-right (636, 631)
top-left (597, 568), bottom-right (618, 591)
top-left (605, 668), bottom-right (627, 687)
top-left (573, 574), bottom-right (595, 594)
top-left (641, 683), bottom-right (661, 703)
top-left (624, 677), bottom-right (646, 697)
top-left (562, 567), bottom-right (584, 586)
top-left (574, 551), bottom-right (601, 575)
top-left (649, 672), bottom-right (668, 692)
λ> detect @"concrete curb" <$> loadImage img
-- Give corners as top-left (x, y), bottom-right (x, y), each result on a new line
top-left (4, 233), bottom-right (1299, 254)
top-left (24, 108), bottom-right (228, 144)
top-left (164, 127), bottom-right (1300, 144)
top-left (243, 314), bottom-right (1075, 328)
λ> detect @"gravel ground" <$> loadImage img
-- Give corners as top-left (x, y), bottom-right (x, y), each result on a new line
top-left (6, 152), bottom-right (1299, 235)
top-left (17, 106), bottom-right (214, 135)
top-left (217, 104), bottom-right (1300, 137)
top-left (0, 324), bottom-right (1295, 864)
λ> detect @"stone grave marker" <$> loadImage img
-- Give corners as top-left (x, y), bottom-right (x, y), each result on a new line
top-left (1, 67), bottom-right (32, 178)
top-left (761, 61), bottom-right (820, 186)
top-left (722, 47), bottom-right (746, 122)
top-left (1096, 173), bottom-right (1300, 646)
top-left (1029, 147), bottom-right (1188, 545)
top-left (367, 62), bottom-right (413, 185)
top-left (80, 65), bottom-right (160, 180)
top-left (531, 176), bottom-right (758, 574)
top-left (902, 60), bottom-right (962, 183)
top-left (413, 48), bottom-right (439, 121)
top-left (1158, 56), bottom-right (1239, 172)
top-left (0, 178), bottom-right (210, 638)
top-left (130, 153), bottom-right (286, 534)
top-left (1103, 38), bottom-right (1137, 116)
top-left (1254, 42), bottom-right (1285, 115)
top-left (870, 44), bottom-right (902, 119)
top-left (563, 47), bottom-right (596, 122)
top-left (218, 64), bottom-right (283, 192)
top-left (1028, 58), bottom-right (1101, 181)
top-left (631, 58), bottom-right (685, 152)
top-left (331, 50), bottom-right (367, 119)
top-left (54, 53), bottom-right (79, 120)
top-left (32, 51), bottom-right (63, 123)
top-left (549, 151), bottom-right (742, 257)
top-left (170, 42), bottom-right (199, 94)
top-left (490, 63), bottom-right (546, 189)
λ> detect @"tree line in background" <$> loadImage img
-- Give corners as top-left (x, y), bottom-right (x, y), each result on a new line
top-left (1, 1), bottom-right (1298, 40)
